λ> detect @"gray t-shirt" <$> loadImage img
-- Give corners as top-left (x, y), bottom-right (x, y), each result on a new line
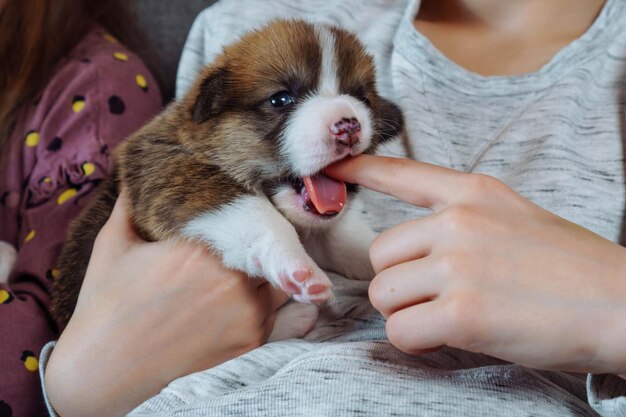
top-left (42, 0), bottom-right (626, 416)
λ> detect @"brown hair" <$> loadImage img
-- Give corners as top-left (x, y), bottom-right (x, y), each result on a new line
top-left (0, 0), bottom-right (154, 145)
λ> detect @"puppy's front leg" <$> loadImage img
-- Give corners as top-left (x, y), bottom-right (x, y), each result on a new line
top-left (303, 202), bottom-right (376, 281)
top-left (182, 194), bottom-right (333, 304)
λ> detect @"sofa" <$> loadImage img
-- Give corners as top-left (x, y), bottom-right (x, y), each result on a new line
top-left (136, 0), bottom-right (218, 102)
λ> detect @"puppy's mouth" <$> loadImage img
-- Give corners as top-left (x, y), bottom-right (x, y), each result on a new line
top-left (289, 174), bottom-right (346, 217)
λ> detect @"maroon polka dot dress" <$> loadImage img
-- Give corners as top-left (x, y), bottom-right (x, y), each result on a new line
top-left (0, 25), bottom-right (161, 417)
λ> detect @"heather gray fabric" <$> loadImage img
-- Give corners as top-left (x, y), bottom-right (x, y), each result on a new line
top-left (41, 0), bottom-right (626, 415)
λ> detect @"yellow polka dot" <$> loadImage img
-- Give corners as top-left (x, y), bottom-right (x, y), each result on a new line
top-left (42, 176), bottom-right (52, 184)
top-left (50, 268), bottom-right (61, 279)
top-left (25, 131), bottom-right (39, 147)
top-left (24, 355), bottom-right (38, 372)
top-left (73, 101), bottom-right (85, 113)
top-left (57, 188), bottom-right (78, 205)
top-left (103, 33), bottom-right (119, 44)
top-left (24, 229), bottom-right (35, 243)
top-left (136, 74), bottom-right (148, 91)
top-left (0, 289), bottom-right (12, 304)
top-left (82, 162), bottom-right (96, 176)
top-left (113, 52), bottom-right (128, 61)
top-left (72, 97), bottom-right (86, 113)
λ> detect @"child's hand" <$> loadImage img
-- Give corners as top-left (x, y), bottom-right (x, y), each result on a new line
top-left (45, 191), bottom-right (289, 417)
top-left (327, 155), bottom-right (626, 374)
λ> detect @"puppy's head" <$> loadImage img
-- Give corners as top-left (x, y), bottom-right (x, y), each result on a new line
top-left (183, 19), bottom-right (403, 227)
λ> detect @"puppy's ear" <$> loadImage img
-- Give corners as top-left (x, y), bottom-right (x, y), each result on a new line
top-left (192, 68), bottom-right (225, 124)
top-left (374, 97), bottom-right (404, 143)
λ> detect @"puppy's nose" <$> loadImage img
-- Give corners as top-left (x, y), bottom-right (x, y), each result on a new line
top-left (331, 117), bottom-right (361, 147)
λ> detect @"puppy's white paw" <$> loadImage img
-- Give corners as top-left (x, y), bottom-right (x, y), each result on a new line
top-left (257, 253), bottom-right (334, 304)
top-left (182, 195), bottom-right (334, 303)
top-left (268, 302), bottom-right (319, 342)
top-left (0, 241), bottom-right (17, 284)
top-left (286, 263), bottom-right (334, 304)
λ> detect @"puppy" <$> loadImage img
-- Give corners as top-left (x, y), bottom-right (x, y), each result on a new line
top-left (51, 20), bottom-right (404, 338)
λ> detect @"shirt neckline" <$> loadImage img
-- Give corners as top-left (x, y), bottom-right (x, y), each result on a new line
top-left (395, 0), bottom-right (624, 96)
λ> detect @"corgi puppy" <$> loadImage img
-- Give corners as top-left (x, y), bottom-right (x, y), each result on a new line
top-left (51, 19), bottom-right (404, 338)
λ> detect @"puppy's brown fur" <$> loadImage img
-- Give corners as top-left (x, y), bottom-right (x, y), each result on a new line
top-left (51, 20), bottom-right (403, 327)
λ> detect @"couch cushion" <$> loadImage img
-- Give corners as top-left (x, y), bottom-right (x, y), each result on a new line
top-left (136, 0), bottom-right (218, 101)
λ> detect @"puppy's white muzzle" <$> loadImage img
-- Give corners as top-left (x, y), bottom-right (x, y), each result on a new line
top-left (281, 94), bottom-right (373, 177)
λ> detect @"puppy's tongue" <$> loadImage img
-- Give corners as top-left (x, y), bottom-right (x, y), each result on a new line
top-left (302, 174), bottom-right (346, 214)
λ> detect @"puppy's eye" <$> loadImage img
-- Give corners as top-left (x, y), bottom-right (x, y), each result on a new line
top-left (269, 91), bottom-right (295, 108)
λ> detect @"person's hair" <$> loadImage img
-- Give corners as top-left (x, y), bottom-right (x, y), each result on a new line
top-left (0, 0), bottom-right (154, 146)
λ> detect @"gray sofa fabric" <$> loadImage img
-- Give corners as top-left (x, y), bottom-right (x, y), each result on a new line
top-left (136, 0), bottom-right (218, 101)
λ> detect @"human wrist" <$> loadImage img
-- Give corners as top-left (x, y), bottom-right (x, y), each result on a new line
top-left (583, 241), bottom-right (626, 375)
top-left (600, 311), bottom-right (626, 375)
top-left (44, 340), bottom-right (99, 417)
top-left (608, 308), bottom-right (626, 375)
top-left (596, 255), bottom-right (626, 375)
top-left (44, 318), bottom-right (145, 417)
top-left (589, 302), bottom-right (626, 375)
top-left (44, 340), bottom-right (114, 417)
